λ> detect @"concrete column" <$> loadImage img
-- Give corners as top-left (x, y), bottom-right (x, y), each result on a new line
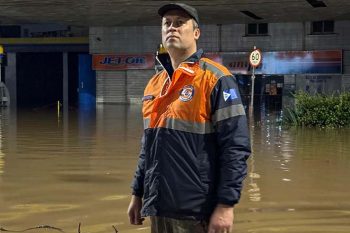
top-left (62, 52), bottom-right (69, 149)
top-left (5, 53), bottom-right (16, 109)
top-left (63, 52), bottom-right (68, 113)
top-left (3, 53), bottom-right (17, 157)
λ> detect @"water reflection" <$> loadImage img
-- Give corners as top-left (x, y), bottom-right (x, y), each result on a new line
top-left (247, 114), bottom-right (262, 203)
top-left (0, 106), bottom-right (349, 233)
top-left (0, 119), bottom-right (4, 176)
top-left (254, 111), bottom-right (293, 183)
top-left (240, 110), bottom-right (350, 233)
top-left (248, 156), bottom-right (262, 203)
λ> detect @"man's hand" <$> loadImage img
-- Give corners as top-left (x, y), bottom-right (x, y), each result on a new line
top-left (208, 204), bottom-right (234, 233)
top-left (127, 195), bottom-right (145, 225)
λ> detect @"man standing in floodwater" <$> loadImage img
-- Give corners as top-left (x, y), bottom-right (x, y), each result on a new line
top-left (128, 3), bottom-right (251, 233)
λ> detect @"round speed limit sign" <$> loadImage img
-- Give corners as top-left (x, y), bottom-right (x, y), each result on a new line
top-left (249, 49), bottom-right (262, 67)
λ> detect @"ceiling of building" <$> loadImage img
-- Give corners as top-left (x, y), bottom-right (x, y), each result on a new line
top-left (0, 0), bottom-right (349, 26)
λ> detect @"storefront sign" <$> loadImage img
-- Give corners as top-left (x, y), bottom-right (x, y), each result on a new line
top-left (205, 52), bottom-right (223, 64)
top-left (92, 50), bottom-right (342, 74)
top-left (223, 50), bottom-right (342, 75)
top-left (222, 53), bottom-right (250, 74)
top-left (92, 54), bottom-right (154, 70)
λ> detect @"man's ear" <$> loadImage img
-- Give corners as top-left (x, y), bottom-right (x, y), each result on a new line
top-left (194, 28), bottom-right (200, 40)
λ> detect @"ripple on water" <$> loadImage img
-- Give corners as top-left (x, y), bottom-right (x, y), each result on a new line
top-left (11, 203), bottom-right (78, 212)
top-left (100, 195), bottom-right (128, 201)
top-left (0, 204), bottom-right (78, 221)
top-left (238, 204), bottom-right (350, 233)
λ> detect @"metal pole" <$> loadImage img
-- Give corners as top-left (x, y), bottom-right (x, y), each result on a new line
top-left (250, 66), bottom-right (255, 115)
top-left (63, 52), bottom-right (68, 114)
top-left (249, 46), bottom-right (257, 116)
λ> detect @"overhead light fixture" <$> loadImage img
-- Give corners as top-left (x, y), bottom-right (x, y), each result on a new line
top-left (306, 0), bottom-right (327, 8)
top-left (240, 11), bottom-right (263, 20)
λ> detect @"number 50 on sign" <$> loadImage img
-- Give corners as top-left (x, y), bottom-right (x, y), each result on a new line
top-left (249, 49), bottom-right (262, 67)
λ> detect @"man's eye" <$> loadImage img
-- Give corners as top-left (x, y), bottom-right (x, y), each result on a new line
top-left (164, 21), bottom-right (171, 26)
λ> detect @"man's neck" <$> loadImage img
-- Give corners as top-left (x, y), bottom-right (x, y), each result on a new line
top-left (168, 47), bottom-right (197, 70)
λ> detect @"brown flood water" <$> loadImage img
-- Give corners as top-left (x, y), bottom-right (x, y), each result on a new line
top-left (0, 105), bottom-right (349, 233)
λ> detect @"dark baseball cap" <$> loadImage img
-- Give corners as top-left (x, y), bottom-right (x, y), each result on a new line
top-left (158, 3), bottom-right (199, 25)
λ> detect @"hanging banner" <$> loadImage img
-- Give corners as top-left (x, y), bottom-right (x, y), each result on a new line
top-left (259, 50), bottom-right (342, 74)
top-left (223, 50), bottom-right (342, 75)
top-left (222, 52), bottom-right (250, 74)
top-left (205, 52), bottom-right (223, 64)
top-left (92, 54), bottom-right (155, 70)
top-left (92, 50), bottom-right (342, 74)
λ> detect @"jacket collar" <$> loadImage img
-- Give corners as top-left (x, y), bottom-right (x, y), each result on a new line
top-left (156, 49), bottom-right (204, 78)
top-left (184, 48), bottom-right (204, 63)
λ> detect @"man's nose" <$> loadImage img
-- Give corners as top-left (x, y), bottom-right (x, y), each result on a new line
top-left (167, 22), bottom-right (178, 31)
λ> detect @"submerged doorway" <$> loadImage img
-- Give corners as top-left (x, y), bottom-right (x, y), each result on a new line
top-left (17, 52), bottom-right (63, 109)
top-left (236, 75), bottom-right (284, 112)
top-left (16, 52), bottom-right (82, 109)
top-left (258, 75), bottom-right (284, 112)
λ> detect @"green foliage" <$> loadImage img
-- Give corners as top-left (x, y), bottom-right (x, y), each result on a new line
top-left (283, 92), bottom-right (350, 128)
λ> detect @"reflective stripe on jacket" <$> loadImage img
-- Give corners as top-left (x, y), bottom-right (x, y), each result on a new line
top-left (131, 49), bottom-right (251, 220)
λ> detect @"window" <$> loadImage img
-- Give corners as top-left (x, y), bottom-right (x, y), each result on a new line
top-left (246, 23), bottom-right (268, 36)
top-left (311, 20), bottom-right (334, 34)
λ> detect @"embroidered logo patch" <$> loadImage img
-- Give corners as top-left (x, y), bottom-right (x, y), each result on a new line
top-left (223, 88), bottom-right (238, 101)
top-left (179, 85), bottom-right (194, 102)
top-left (142, 95), bottom-right (155, 102)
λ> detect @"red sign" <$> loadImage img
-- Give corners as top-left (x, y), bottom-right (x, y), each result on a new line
top-left (205, 52), bottom-right (223, 64)
top-left (92, 54), bottom-right (155, 70)
top-left (223, 50), bottom-right (342, 74)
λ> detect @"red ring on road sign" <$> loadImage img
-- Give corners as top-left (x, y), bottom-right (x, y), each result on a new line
top-left (249, 49), bottom-right (262, 67)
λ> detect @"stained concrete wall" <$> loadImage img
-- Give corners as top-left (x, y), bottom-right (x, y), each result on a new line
top-left (90, 26), bottom-right (161, 54)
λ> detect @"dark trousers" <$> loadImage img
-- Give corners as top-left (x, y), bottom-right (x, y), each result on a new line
top-left (150, 216), bottom-right (208, 233)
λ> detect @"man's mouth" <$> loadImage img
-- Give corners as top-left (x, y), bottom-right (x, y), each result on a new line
top-left (167, 35), bottom-right (179, 40)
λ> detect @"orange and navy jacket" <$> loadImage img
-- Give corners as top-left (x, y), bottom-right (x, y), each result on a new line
top-left (132, 49), bottom-right (251, 220)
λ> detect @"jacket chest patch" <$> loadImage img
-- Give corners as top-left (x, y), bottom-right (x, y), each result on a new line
top-left (179, 85), bottom-right (194, 102)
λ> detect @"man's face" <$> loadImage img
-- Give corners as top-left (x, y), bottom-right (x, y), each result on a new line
top-left (161, 9), bottom-right (200, 51)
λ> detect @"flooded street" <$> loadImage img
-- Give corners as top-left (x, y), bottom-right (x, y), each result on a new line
top-left (0, 105), bottom-right (349, 233)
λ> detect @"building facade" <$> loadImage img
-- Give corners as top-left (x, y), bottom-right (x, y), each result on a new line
top-left (90, 21), bottom-right (350, 111)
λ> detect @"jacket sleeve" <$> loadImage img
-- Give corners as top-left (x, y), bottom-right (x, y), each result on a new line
top-left (210, 75), bottom-right (251, 206)
top-left (131, 134), bottom-right (146, 197)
